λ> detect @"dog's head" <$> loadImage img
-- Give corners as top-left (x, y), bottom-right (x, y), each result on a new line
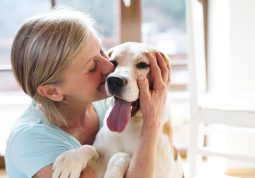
top-left (105, 42), bottom-right (170, 132)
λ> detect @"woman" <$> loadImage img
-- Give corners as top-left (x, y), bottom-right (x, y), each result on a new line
top-left (5, 9), bottom-right (170, 178)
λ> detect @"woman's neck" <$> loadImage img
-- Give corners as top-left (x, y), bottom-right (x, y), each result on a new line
top-left (59, 102), bottom-right (99, 145)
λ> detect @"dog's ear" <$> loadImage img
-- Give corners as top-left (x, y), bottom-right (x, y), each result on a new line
top-left (106, 46), bottom-right (116, 58)
top-left (149, 50), bottom-right (170, 65)
top-left (159, 51), bottom-right (170, 66)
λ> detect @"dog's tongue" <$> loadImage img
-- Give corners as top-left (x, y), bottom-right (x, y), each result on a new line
top-left (107, 98), bottom-right (132, 132)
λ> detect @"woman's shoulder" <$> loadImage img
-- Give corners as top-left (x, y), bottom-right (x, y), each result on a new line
top-left (7, 102), bottom-right (80, 150)
top-left (13, 101), bottom-right (46, 126)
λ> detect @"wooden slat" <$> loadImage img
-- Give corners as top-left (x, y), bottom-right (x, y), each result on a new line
top-left (119, 0), bottom-right (141, 43)
top-left (199, 108), bottom-right (255, 128)
top-left (226, 167), bottom-right (255, 177)
top-left (0, 155), bottom-right (4, 169)
top-left (51, 0), bottom-right (56, 9)
top-left (0, 65), bottom-right (12, 71)
top-left (197, 147), bottom-right (255, 164)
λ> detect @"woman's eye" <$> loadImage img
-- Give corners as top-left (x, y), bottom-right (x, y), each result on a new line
top-left (89, 61), bottom-right (97, 72)
top-left (136, 62), bottom-right (150, 69)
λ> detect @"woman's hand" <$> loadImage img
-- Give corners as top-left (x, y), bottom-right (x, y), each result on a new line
top-left (137, 52), bottom-right (170, 130)
top-left (125, 52), bottom-right (170, 178)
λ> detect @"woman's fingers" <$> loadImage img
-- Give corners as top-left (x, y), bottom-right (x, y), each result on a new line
top-left (137, 75), bottom-right (151, 103)
top-left (167, 62), bottom-right (171, 85)
top-left (146, 52), bottom-right (163, 89)
top-left (137, 52), bottom-right (169, 126)
top-left (146, 52), bottom-right (169, 90)
top-left (155, 52), bottom-right (169, 84)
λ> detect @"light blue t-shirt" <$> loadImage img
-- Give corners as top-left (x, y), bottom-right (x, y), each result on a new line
top-left (5, 98), bottom-right (113, 178)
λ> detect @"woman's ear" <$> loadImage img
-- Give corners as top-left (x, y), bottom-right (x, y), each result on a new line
top-left (37, 84), bottom-right (64, 101)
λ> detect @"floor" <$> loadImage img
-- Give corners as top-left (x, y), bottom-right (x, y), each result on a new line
top-left (0, 169), bottom-right (6, 178)
top-left (183, 158), bottom-right (255, 178)
top-left (1, 159), bottom-right (254, 178)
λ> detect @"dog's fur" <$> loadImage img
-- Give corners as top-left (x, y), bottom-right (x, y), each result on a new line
top-left (53, 42), bottom-right (184, 178)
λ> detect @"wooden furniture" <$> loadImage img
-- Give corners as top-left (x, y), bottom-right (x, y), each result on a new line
top-left (186, 0), bottom-right (255, 177)
top-left (0, 155), bottom-right (4, 168)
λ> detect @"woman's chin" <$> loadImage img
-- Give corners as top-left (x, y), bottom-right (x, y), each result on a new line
top-left (98, 83), bottom-right (105, 92)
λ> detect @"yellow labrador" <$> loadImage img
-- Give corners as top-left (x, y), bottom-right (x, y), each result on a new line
top-left (53, 42), bottom-right (184, 178)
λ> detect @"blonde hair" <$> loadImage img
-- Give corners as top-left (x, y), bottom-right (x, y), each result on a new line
top-left (11, 9), bottom-right (98, 125)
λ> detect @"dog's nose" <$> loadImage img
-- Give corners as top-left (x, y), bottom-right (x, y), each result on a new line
top-left (107, 76), bottom-right (127, 95)
top-left (107, 76), bottom-right (127, 88)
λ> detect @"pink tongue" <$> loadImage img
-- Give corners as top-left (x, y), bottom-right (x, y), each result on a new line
top-left (107, 98), bottom-right (132, 132)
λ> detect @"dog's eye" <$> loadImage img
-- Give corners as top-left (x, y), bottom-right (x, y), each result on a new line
top-left (136, 62), bottom-right (150, 69)
top-left (110, 60), bottom-right (118, 67)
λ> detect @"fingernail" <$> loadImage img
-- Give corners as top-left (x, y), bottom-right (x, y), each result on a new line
top-left (138, 75), bottom-right (145, 80)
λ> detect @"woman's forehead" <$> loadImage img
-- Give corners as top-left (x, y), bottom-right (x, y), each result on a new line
top-left (72, 36), bottom-right (101, 65)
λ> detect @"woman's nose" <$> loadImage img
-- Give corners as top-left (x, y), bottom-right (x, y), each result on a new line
top-left (100, 57), bottom-right (115, 75)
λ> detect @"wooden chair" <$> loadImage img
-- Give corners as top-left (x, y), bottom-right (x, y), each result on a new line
top-left (186, 0), bottom-right (255, 177)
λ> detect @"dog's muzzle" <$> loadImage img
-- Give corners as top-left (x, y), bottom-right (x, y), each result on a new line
top-left (106, 76), bottom-right (140, 133)
top-left (107, 76), bottom-right (127, 96)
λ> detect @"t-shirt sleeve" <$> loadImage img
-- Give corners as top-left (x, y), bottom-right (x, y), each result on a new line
top-left (8, 125), bottom-right (81, 177)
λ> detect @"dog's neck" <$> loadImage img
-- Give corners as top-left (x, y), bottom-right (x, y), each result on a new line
top-left (130, 110), bottom-right (143, 123)
top-left (122, 110), bottom-right (143, 133)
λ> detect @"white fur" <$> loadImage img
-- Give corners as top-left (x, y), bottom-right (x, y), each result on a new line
top-left (53, 42), bottom-right (184, 178)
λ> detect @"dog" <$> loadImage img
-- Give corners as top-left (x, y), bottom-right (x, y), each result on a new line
top-left (52, 42), bottom-right (184, 178)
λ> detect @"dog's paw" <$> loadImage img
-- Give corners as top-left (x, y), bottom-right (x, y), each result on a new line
top-left (52, 145), bottom-right (98, 178)
top-left (104, 152), bottom-right (131, 178)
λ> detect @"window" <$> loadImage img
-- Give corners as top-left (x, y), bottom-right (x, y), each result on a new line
top-left (0, 0), bottom-right (53, 155)
top-left (142, 0), bottom-right (189, 152)
top-left (142, 0), bottom-right (186, 54)
top-left (0, 0), bottom-right (51, 92)
top-left (56, 0), bottom-right (119, 49)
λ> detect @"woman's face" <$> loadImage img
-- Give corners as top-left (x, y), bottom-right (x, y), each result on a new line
top-left (60, 36), bottom-right (114, 105)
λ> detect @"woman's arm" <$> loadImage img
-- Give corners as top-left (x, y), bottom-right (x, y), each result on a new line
top-left (34, 52), bottom-right (169, 178)
top-left (33, 164), bottom-right (98, 178)
top-left (125, 52), bottom-right (170, 178)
